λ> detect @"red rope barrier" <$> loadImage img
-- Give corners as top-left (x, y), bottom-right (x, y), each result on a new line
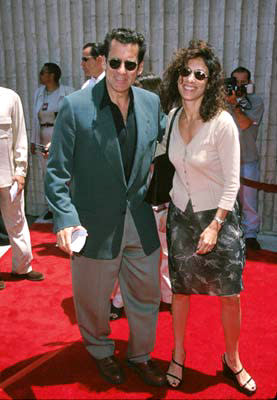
top-left (240, 177), bottom-right (277, 193)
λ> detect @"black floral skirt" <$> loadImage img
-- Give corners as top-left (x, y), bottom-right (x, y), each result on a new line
top-left (167, 201), bottom-right (245, 296)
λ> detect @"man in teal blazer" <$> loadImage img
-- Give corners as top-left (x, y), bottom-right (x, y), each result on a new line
top-left (45, 28), bottom-right (166, 386)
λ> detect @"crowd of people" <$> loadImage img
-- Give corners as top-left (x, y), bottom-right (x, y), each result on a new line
top-left (0, 27), bottom-right (265, 396)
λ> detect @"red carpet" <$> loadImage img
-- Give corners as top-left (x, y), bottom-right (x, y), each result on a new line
top-left (0, 223), bottom-right (276, 399)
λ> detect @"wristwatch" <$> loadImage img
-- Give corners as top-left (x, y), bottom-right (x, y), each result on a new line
top-left (213, 216), bottom-right (225, 226)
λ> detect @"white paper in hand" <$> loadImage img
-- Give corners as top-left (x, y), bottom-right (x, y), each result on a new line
top-left (71, 228), bottom-right (88, 253)
top-left (10, 181), bottom-right (18, 202)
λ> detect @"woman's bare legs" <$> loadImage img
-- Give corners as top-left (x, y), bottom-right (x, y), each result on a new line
top-left (220, 295), bottom-right (256, 392)
top-left (166, 294), bottom-right (190, 386)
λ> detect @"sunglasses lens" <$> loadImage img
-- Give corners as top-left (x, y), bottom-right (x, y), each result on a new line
top-left (109, 59), bottom-right (137, 71)
top-left (195, 71), bottom-right (207, 81)
top-left (124, 61), bottom-right (137, 71)
top-left (180, 67), bottom-right (191, 77)
top-left (109, 59), bottom-right (121, 69)
top-left (180, 67), bottom-right (207, 81)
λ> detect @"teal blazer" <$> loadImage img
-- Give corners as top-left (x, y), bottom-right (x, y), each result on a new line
top-left (45, 78), bottom-right (165, 259)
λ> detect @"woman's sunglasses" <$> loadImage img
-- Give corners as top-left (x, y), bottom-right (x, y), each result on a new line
top-left (108, 58), bottom-right (138, 71)
top-left (179, 67), bottom-right (208, 81)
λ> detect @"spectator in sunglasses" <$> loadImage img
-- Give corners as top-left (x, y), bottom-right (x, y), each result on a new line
top-left (157, 40), bottom-right (256, 396)
top-left (81, 42), bottom-right (105, 89)
top-left (30, 63), bottom-right (75, 220)
top-left (45, 28), bottom-right (166, 387)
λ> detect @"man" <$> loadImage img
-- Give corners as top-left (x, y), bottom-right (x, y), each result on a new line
top-left (0, 87), bottom-right (44, 290)
top-left (227, 67), bottom-right (264, 251)
top-left (81, 42), bottom-right (105, 89)
top-left (45, 28), bottom-right (165, 386)
top-left (110, 74), bottom-right (171, 321)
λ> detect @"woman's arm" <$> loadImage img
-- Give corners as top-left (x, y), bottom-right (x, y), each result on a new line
top-left (197, 112), bottom-right (240, 255)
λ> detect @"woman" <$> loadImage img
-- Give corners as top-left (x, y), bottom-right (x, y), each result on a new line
top-left (31, 63), bottom-right (75, 219)
top-left (158, 40), bottom-right (256, 395)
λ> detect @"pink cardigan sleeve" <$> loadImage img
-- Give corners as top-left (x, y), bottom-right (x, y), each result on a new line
top-left (215, 111), bottom-right (241, 210)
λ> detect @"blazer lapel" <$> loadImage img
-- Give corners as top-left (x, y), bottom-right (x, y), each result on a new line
top-left (127, 89), bottom-right (151, 189)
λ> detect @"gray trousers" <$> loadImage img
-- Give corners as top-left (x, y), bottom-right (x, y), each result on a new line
top-left (71, 208), bottom-right (161, 362)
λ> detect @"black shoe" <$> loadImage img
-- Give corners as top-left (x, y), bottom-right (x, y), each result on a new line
top-left (0, 277), bottom-right (5, 290)
top-left (222, 354), bottom-right (257, 396)
top-left (245, 238), bottom-right (261, 250)
top-left (95, 356), bottom-right (125, 384)
top-left (110, 302), bottom-right (124, 321)
top-left (127, 359), bottom-right (166, 387)
top-left (166, 357), bottom-right (185, 389)
top-left (43, 211), bottom-right (53, 220)
top-left (0, 236), bottom-right (10, 246)
top-left (11, 270), bottom-right (45, 281)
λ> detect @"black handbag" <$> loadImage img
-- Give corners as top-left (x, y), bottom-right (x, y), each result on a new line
top-left (145, 107), bottom-right (181, 205)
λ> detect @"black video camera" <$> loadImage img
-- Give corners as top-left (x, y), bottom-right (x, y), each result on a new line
top-left (224, 77), bottom-right (248, 97)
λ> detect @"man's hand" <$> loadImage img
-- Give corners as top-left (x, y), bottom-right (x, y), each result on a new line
top-left (31, 143), bottom-right (36, 154)
top-left (13, 175), bottom-right (25, 193)
top-left (42, 142), bottom-right (51, 159)
top-left (226, 90), bottom-right (237, 106)
top-left (56, 225), bottom-right (83, 256)
top-left (226, 90), bottom-right (253, 130)
top-left (158, 213), bottom-right (167, 233)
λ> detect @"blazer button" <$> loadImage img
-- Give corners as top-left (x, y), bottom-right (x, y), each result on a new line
top-left (121, 210), bottom-right (126, 215)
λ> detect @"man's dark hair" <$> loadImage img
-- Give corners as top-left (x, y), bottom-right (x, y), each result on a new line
top-left (103, 28), bottom-right (146, 64)
top-left (231, 66), bottom-right (251, 81)
top-left (42, 63), bottom-right (61, 84)
top-left (83, 42), bottom-right (94, 50)
top-left (90, 42), bottom-right (105, 58)
top-left (83, 42), bottom-right (105, 58)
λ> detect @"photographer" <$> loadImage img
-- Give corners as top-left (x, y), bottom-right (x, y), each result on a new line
top-left (226, 67), bottom-right (264, 251)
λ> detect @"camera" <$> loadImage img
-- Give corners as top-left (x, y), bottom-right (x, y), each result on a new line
top-left (224, 77), bottom-right (237, 96)
top-left (224, 77), bottom-right (254, 97)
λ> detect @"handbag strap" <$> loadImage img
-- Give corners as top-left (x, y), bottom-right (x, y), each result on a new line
top-left (166, 106), bottom-right (182, 154)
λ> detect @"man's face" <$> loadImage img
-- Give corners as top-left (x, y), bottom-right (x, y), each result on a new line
top-left (81, 47), bottom-right (98, 77)
top-left (104, 39), bottom-right (144, 97)
top-left (39, 67), bottom-right (52, 85)
top-left (233, 71), bottom-right (249, 87)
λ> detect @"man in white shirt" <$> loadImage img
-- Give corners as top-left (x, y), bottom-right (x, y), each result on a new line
top-left (0, 87), bottom-right (44, 290)
top-left (81, 42), bottom-right (105, 89)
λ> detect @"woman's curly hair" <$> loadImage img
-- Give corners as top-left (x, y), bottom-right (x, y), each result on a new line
top-left (160, 40), bottom-right (226, 121)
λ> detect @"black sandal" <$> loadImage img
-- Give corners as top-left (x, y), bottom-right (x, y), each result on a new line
top-left (222, 354), bottom-right (257, 396)
top-left (166, 358), bottom-right (185, 389)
